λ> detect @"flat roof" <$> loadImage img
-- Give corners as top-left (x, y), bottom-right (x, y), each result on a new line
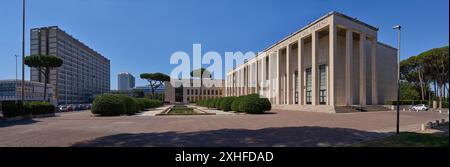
top-left (229, 11), bottom-right (381, 73)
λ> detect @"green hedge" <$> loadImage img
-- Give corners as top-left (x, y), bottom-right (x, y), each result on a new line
top-left (91, 94), bottom-right (164, 116)
top-left (92, 94), bottom-right (126, 116)
top-left (239, 95), bottom-right (263, 114)
top-left (219, 97), bottom-right (236, 111)
top-left (27, 101), bottom-right (55, 115)
top-left (215, 98), bottom-right (223, 109)
top-left (231, 96), bottom-right (244, 112)
top-left (195, 95), bottom-right (271, 114)
top-left (1, 101), bottom-right (55, 118)
top-left (1, 101), bottom-right (29, 117)
top-left (385, 100), bottom-right (429, 105)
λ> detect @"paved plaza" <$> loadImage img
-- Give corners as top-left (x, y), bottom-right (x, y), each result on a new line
top-left (0, 109), bottom-right (448, 147)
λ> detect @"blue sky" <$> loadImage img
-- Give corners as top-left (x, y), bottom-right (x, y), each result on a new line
top-left (0, 0), bottom-right (448, 90)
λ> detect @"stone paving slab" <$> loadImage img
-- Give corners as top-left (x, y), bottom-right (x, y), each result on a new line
top-left (188, 105), bottom-right (236, 115)
top-left (136, 105), bottom-right (173, 117)
top-left (0, 109), bottom-right (448, 147)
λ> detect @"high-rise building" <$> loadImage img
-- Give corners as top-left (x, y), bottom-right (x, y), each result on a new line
top-left (30, 26), bottom-right (110, 105)
top-left (118, 72), bottom-right (135, 90)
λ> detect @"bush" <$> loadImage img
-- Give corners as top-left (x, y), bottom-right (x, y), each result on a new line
top-left (239, 95), bottom-right (264, 114)
top-left (246, 94), bottom-right (271, 111)
top-left (92, 94), bottom-right (126, 116)
top-left (231, 96), bottom-right (244, 112)
top-left (208, 99), bottom-right (217, 108)
top-left (257, 98), bottom-right (272, 111)
top-left (385, 100), bottom-right (430, 106)
top-left (117, 95), bottom-right (139, 115)
top-left (215, 98), bottom-right (223, 109)
top-left (1, 101), bottom-right (29, 117)
top-left (27, 101), bottom-right (55, 115)
top-left (135, 98), bottom-right (146, 111)
top-left (219, 97), bottom-right (236, 111)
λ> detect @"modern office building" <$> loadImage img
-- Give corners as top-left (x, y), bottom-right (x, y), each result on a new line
top-left (134, 85), bottom-right (165, 95)
top-left (225, 11), bottom-right (398, 113)
top-left (30, 26), bottom-right (110, 105)
top-left (118, 72), bottom-right (135, 91)
top-left (165, 79), bottom-right (225, 104)
top-left (0, 80), bottom-right (56, 104)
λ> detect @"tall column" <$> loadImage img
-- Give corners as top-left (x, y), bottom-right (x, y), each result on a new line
top-left (312, 31), bottom-right (318, 105)
top-left (371, 37), bottom-right (378, 105)
top-left (298, 38), bottom-right (304, 105)
top-left (359, 33), bottom-right (367, 106)
top-left (268, 53), bottom-right (272, 103)
top-left (286, 46), bottom-right (291, 105)
top-left (345, 29), bottom-right (353, 105)
top-left (329, 24), bottom-right (336, 106)
top-left (276, 51), bottom-right (280, 105)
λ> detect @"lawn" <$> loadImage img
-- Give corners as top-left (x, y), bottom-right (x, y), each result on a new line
top-left (167, 106), bottom-right (196, 115)
top-left (352, 132), bottom-right (449, 147)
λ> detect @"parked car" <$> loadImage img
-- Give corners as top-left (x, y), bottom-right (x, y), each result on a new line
top-left (411, 104), bottom-right (429, 111)
top-left (67, 105), bottom-right (74, 112)
top-left (58, 105), bottom-right (67, 112)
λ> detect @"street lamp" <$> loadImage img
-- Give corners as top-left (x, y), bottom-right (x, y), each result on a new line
top-left (15, 54), bottom-right (18, 104)
top-left (393, 25), bottom-right (401, 135)
top-left (21, 0), bottom-right (26, 110)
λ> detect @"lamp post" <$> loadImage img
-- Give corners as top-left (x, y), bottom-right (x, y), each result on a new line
top-left (393, 25), bottom-right (401, 135)
top-left (21, 0), bottom-right (26, 110)
top-left (15, 54), bottom-right (18, 104)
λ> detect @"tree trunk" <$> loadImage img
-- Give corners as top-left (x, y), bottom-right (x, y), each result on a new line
top-left (43, 68), bottom-right (49, 102)
top-left (419, 71), bottom-right (425, 101)
top-left (434, 81), bottom-right (438, 100)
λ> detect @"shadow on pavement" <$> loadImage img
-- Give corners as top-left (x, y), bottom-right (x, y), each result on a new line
top-left (72, 126), bottom-right (388, 147)
top-left (0, 119), bottom-right (39, 128)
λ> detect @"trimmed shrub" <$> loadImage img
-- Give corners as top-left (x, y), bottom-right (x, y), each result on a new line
top-left (231, 96), bottom-right (244, 112)
top-left (1, 101), bottom-right (29, 117)
top-left (117, 95), bottom-right (139, 115)
top-left (92, 94), bottom-right (126, 116)
top-left (208, 99), bottom-right (217, 108)
top-left (215, 98), bottom-right (223, 109)
top-left (219, 97), bottom-right (236, 111)
top-left (385, 100), bottom-right (430, 106)
top-left (27, 101), bottom-right (55, 115)
top-left (239, 95), bottom-right (264, 114)
top-left (257, 98), bottom-right (272, 111)
top-left (135, 98), bottom-right (146, 111)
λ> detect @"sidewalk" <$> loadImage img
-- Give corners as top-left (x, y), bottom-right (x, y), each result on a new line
top-left (187, 105), bottom-right (236, 115)
top-left (136, 105), bottom-right (173, 117)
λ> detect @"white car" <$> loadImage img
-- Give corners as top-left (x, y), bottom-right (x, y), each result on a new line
top-left (411, 104), bottom-right (429, 111)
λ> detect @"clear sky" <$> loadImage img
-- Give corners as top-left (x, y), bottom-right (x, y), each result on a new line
top-left (0, 0), bottom-right (448, 90)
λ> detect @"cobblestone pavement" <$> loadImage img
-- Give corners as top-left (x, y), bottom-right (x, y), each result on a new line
top-left (0, 109), bottom-right (448, 147)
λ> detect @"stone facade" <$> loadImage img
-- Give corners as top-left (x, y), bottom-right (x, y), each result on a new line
top-left (225, 12), bottom-right (398, 113)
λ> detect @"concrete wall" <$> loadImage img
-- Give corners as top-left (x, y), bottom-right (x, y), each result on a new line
top-left (376, 43), bottom-right (398, 104)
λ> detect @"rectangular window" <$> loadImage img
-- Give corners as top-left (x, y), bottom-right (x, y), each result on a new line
top-left (319, 64), bottom-right (327, 105)
top-left (305, 68), bottom-right (312, 105)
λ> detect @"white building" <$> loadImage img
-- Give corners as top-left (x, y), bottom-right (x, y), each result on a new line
top-left (225, 12), bottom-right (398, 113)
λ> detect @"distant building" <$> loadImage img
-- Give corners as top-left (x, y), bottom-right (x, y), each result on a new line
top-left (134, 85), bottom-right (165, 95)
top-left (0, 80), bottom-right (56, 104)
top-left (165, 79), bottom-right (225, 104)
top-left (30, 26), bottom-right (110, 105)
top-left (118, 72), bottom-right (135, 90)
